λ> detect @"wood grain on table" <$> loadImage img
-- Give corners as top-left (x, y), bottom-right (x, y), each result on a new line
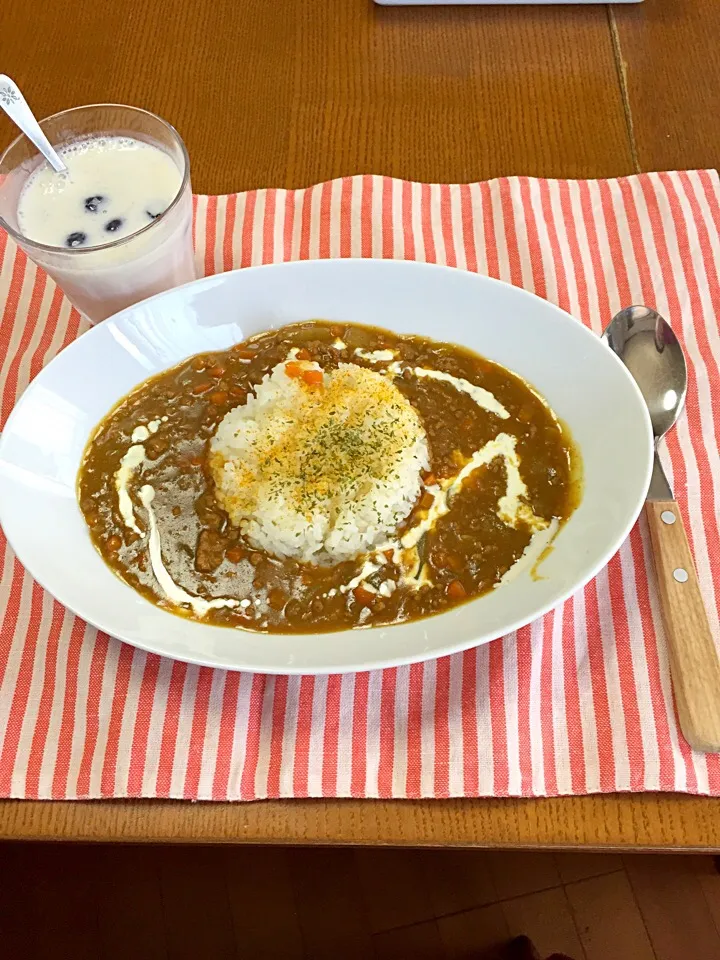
top-left (2, 0), bottom-right (720, 849)
top-left (2, 0), bottom-right (634, 190)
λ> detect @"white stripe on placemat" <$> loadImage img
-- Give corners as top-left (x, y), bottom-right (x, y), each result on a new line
top-left (474, 644), bottom-right (494, 795)
top-left (303, 673), bottom-right (324, 797)
top-left (141, 654), bottom-right (173, 796)
top-left (225, 671), bottom-right (255, 801)
top-left (112, 646), bottom-right (145, 795)
top-left (64, 623), bottom-right (94, 798)
top-left (528, 617), bottom-right (546, 795)
top-left (447, 651), bottom-right (464, 797)
top-left (36, 607), bottom-right (73, 797)
top-left (193, 195), bottom-right (208, 275)
top-left (502, 632), bottom-right (521, 797)
top-left (392, 664), bottom-right (410, 799)
top-left (550, 606), bottom-right (571, 795)
top-left (10, 588), bottom-right (52, 795)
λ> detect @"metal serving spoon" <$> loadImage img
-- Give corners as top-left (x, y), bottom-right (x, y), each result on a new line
top-left (604, 305), bottom-right (720, 752)
top-left (0, 75), bottom-right (67, 173)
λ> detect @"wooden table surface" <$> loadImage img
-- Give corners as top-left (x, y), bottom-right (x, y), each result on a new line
top-left (2, 0), bottom-right (720, 851)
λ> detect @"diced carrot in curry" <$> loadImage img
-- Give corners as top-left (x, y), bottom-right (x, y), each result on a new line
top-left (191, 381), bottom-right (212, 395)
top-left (353, 585), bottom-right (376, 607)
top-left (302, 369), bottom-right (323, 386)
top-left (209, 391), bottom-right (228, 405)
top-left (447, 580), bottom-right (467, 600)
top-left (285, 361), bottom-right (303, 378)
top-left (295, 347), bottom-right (311, 361)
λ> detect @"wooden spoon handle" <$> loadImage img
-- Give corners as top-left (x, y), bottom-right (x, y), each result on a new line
top-left (646, 500), bottom-right (720, 752)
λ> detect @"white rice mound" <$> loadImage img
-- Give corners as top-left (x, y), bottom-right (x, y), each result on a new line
top-left (209, 357), bottom-right (430, 563)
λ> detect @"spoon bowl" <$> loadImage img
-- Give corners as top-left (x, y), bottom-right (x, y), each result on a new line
top-left (604, 305), bottom-right (687, 440)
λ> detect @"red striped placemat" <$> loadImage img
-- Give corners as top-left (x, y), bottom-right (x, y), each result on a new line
top-left (1, 172), bottom-right (719, 800)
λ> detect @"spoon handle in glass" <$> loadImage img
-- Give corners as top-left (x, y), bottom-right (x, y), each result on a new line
top-left (0, 75), bottom-right (67, 173)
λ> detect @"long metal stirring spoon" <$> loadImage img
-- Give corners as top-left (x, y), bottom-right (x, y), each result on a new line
top-left (0, 76), bottom-right (67, 173)
top-left (604, 305), bottom-right (720, 752)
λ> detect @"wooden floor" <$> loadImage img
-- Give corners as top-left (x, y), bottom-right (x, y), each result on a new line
top-left (1, 845), bottom-right (719, 959)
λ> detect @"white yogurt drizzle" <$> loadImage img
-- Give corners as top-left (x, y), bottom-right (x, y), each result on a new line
top-left (339, 559), bottom-right (383, 594)
top-left (115, 418), bottom-right (169, 534)
top-left (339, 434), bottom-right (549, 596)
top-left (115, 444), bottom-right (146, 535)
top-left (139, 485), bottom-right (240, 617)
top-left (496, 518), bottom-right (559, 587)
top-left (386, 361), bottom-right (509, 419)
top-left (355, 347), bottom-right (396, 363)
top-left (401, 433), bottom-right (547, 551)
top-left (130, 417), bottom-right (164, 443)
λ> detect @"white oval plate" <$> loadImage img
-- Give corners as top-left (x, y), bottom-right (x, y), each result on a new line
top-left (0, 260), bottom-right (653, 674)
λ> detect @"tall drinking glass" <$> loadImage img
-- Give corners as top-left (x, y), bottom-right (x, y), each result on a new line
top-left (0, 104), bottom-right (196, 324)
